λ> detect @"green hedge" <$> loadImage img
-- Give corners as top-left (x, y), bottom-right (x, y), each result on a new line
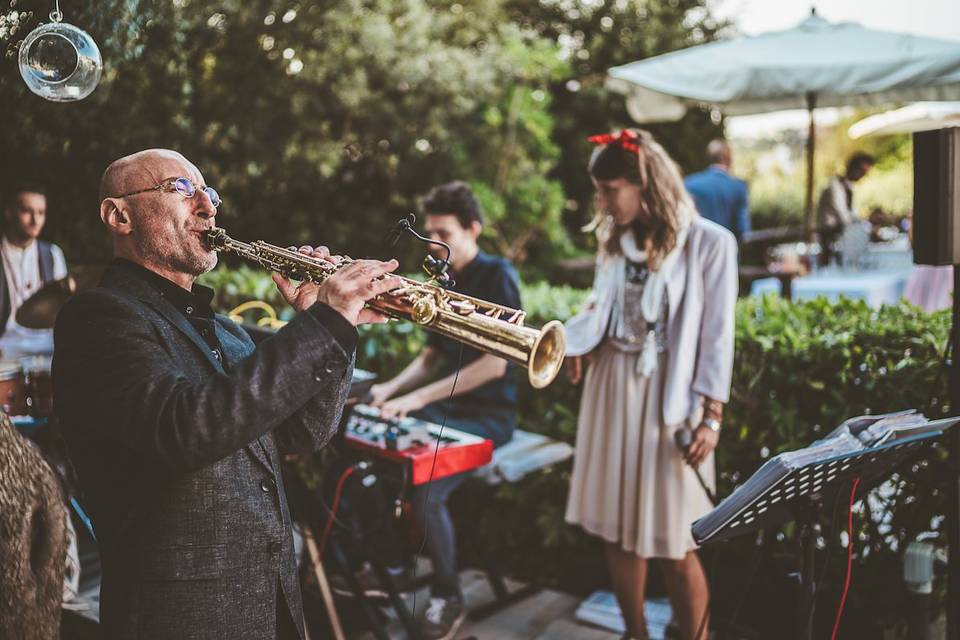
top-left (201, 266), bottom-right (952, 633)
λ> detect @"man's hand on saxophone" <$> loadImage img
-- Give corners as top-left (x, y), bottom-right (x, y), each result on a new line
top-left (271, 244), bottom-right (401, 325)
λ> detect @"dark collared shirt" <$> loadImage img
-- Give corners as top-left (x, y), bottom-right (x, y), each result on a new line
top-left (113, 259), bottom-right (358, 359)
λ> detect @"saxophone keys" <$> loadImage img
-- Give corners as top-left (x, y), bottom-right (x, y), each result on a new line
top-left (506, 309), bottom-right (524, 324)
top-left (411, 297), bottom-right (438, 325)
top-left (390, 286), bottom-right (417, 298)
top-left (448, 299), bottom-right (476, 316)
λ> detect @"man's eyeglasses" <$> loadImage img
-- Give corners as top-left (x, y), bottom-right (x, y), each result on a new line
top-left (114, 177), bottom-right (222, 209)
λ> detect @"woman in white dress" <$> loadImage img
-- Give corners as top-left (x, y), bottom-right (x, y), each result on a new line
top-left (564, 129), bottom-right (737, 640)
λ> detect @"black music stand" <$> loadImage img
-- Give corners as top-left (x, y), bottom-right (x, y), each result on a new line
top-left (693, 417), bottom-right (960, 640)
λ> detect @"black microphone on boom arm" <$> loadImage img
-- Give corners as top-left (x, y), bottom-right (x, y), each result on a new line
top-left (385, 213), bottom-right (455, 287)
top-left (385, 213), bottom-right (416, 247)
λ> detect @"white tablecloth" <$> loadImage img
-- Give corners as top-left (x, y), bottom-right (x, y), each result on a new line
top-left (750, 267), bottom-right (914, 308)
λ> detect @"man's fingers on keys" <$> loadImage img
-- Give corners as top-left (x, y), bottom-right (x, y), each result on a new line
top-left (368, 275), bottom-right (403, 296)
top-left (309, 245), bottom-right (336, 263)
top-left (342, 258), bottom-right (398, 281)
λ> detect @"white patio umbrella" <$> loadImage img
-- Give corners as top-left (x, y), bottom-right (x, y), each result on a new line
top-left (848, 102), bottom-right (960, 138)
top-left (605, 9), bottom-right (960, 234)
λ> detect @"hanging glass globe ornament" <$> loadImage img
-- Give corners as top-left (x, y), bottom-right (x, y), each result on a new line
top-left (18, 3), bottom-right (102, 102)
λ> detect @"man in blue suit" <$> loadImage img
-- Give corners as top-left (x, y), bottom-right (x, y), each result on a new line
top-left (684, 139), bottom-right (750, 242)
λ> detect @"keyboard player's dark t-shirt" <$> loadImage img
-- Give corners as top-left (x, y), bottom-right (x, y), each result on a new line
top-left (418, 250), bottom-right (521, 447)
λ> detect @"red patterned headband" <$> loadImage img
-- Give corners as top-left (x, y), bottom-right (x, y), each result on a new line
top-left (587, 129), bottom-right (640, 154)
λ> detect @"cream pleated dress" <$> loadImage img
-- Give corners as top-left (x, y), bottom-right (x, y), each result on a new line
top-left (565, 258), bottom-right (715, 560)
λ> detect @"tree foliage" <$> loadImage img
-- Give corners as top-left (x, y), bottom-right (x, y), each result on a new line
top-left (505, 0), bottom-right (728, 240)
top-left (1, 0), bottom-right (724, 274)
top-left (1, 0), bottom-right (572, 270)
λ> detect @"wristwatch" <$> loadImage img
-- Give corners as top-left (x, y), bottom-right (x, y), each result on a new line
top-left (701, 418), bottom-right (721, 433)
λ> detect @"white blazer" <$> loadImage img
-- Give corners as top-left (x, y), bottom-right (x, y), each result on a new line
top-left (564, 217), bottom-right (738, 426)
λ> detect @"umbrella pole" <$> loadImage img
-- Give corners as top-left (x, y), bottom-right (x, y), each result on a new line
top-left (805, 92), bottom-right (817, 242)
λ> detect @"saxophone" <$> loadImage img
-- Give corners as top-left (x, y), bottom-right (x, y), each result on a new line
top-left (204, 227), bottom-right (566, 388)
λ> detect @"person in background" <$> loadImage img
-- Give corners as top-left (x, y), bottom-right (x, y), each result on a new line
top-left (816, 152), bottom-right (876, 264)
top-left (564, 129), bottom-right (737, 640)
top-left (0, 182), bottom-right (68, 357)
top-left (684, 139), bottom-right (750, 243)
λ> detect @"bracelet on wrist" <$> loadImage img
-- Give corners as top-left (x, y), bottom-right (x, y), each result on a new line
top-left (701, 418), bottom-right (721, 433)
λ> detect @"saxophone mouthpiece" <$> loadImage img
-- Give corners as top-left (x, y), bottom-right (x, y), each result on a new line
top-left (203, 227), bottom-right (228, 250)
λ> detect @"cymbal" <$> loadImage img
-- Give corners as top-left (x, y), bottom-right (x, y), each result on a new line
top-left (16, 277), bottom-right (76, 329)
top-left (14, 265), bottom-right (108, 329)
top-left (67, 264), bottom-right (107, 293)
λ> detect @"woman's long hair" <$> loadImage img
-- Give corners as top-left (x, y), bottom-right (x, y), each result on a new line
top-left (586, 128), bottom-right (695, 269)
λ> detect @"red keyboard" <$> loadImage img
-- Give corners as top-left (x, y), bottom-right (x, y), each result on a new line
top-left (343, 405), bottom-right (493, 485)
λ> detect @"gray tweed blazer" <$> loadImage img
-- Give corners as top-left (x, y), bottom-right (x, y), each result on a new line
top-left (53, 262), bottom-right (354, 639)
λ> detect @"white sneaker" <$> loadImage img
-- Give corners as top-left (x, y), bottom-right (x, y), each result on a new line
top-left (419, 596), bottom-right (466, 640)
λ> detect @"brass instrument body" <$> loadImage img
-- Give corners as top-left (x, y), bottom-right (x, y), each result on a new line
top-left (205, 228), bottom-right (565, 388)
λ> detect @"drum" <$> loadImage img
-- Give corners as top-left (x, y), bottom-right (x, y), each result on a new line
top-left (0, 360), bottom-right (27, 417)
top-left (20, 355), bottom-right (53, 419)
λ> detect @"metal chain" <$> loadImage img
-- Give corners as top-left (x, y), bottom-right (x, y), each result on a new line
top-left (49, 0), bottom-right (63, 23)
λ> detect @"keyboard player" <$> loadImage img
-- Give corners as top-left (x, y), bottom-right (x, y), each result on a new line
top-left (369, 181), bottom-right (520, 640)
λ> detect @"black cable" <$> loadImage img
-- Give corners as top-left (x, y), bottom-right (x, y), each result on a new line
top-left (816, 486), bottom-right (846, 587)
top-left (725, 531), bottom-right (766, 632)
top-left (411, 342), bottom-right (464, 616)
top-left (937, 323), bottom-right (953, 424)
top-left (386, 213), bottom-right (455, 286)
top-left (385, 213), bottom-right (463, 615)
top-left (802, 484), bottom-right (846, 634)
